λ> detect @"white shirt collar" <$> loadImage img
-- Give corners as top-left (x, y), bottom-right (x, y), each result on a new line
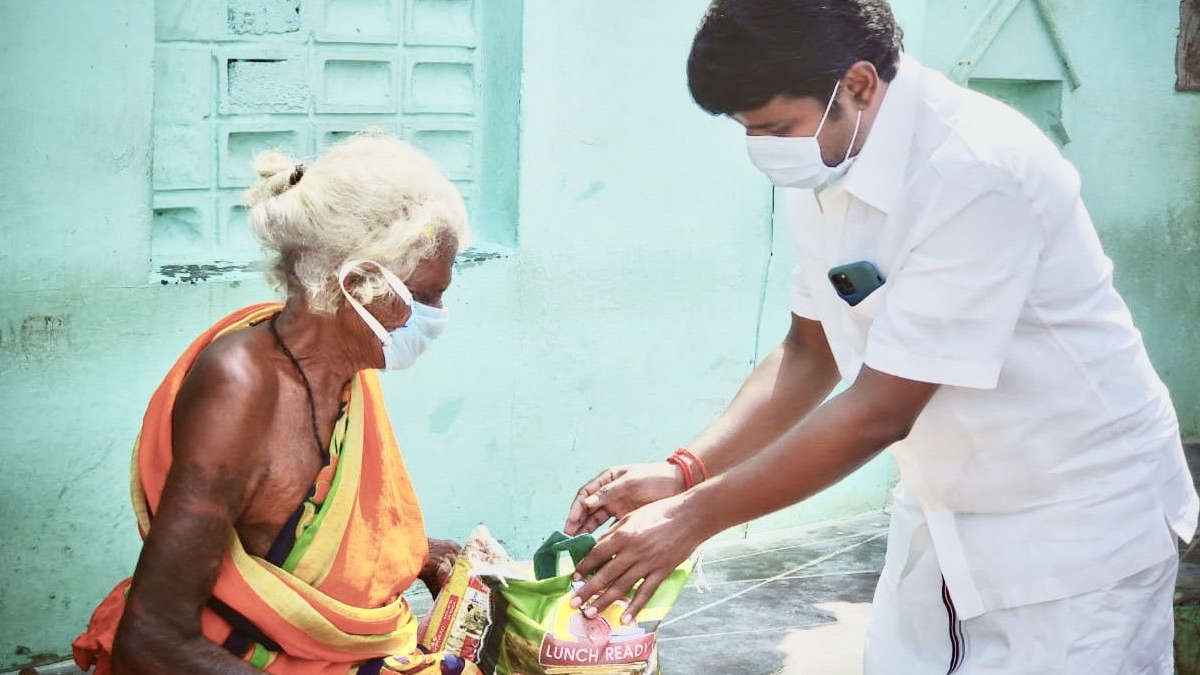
top-left (817, 53), bottom-right (921, 214)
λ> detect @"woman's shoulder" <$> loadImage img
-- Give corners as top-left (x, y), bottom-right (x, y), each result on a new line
top-left (183, 324), bottom-right (280, 410)
top-left (170, 323), bottom-right (284, 471)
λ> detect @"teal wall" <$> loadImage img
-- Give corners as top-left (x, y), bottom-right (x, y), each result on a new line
top-left (0, 0), bottom-right (1195, 667)
top-left (902, 0), bottom-right (1200, 436)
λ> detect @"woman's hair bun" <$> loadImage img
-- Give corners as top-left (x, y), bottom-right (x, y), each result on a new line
top-left (244, 149), bottom-right (301, 209)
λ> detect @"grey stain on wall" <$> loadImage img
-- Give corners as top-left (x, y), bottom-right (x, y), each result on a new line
top-left (157, 262), bottom-right (259, 283)
top-left (575, 181), bottom-right (606, 202)
top-left (454, 248), bottom-right (504, 269)
top-left (226, 58), bottom-right (310, 112)
top-left (430, 396), bottom-right (465, 434)
top-left (227, 0), bottom-right (301, 35)
top-left (0, 315), bottom-right (73, 361)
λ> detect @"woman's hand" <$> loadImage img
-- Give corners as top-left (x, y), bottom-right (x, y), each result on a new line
top-left (568, 492), bottom-right (711, 624)
top-left (564, 462), bottom-right (686, 536)
top-left (420, 538), bottom-right (461, 598)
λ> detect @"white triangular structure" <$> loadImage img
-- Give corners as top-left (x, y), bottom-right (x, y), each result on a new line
top-left (949, 0), bottom-right (1079, 89)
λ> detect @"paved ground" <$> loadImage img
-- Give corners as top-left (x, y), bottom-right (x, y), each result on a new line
top-left (1176, 444), bottom-right (1200, 606)
top-left (655, 513), bottom-right (887, 674)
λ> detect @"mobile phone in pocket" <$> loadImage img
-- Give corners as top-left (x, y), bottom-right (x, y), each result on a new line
top-left (828, 261), bottom-right (885, 307)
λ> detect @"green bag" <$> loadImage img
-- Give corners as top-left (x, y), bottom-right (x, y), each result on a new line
top-left (479, 531), bottom-right (692, 675)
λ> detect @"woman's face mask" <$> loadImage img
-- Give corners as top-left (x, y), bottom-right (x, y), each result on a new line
top-left (337, 259), bottom-right (448, 370)
top-left (744, 80), bottom-right (862, 190)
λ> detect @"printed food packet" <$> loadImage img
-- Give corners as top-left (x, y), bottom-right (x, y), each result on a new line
top-left (422, 529), bottom-right (691, 675)
top-left (419, 525), bottom-right (528, 664)
top-left (477, 531), bottom-right (692, 675)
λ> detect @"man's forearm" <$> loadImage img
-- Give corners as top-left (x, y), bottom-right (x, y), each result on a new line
top-left (689, 328), bottom-right (840, 475)
top-left (687, 369), bottom-right (933, 535)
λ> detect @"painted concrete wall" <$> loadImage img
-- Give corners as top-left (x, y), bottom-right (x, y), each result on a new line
top-left (149, 0), bottom-right (516, 279)
top-left (0, 0), bottom-right (892, 664)
top-left (906, 0), bottom-right (1200, 436)
top-left (1, 1), bottom-right (155, 666)
top-left (0, 0), bottom-right (1195, 667)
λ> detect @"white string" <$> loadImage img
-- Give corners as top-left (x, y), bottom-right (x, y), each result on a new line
top-left (660, 531), bottom-right (885, 628)
top-left (843, 109), bottom-right (863, 163)
top-left (691, 550), bottom-right (711, 595)
top-left (337, 259), bottom-right (414, 344)
top-left (813, 79), bottom-right (841, 138)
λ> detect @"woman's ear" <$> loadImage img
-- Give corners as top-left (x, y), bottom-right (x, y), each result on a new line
top-left (361, 288), bottom-right (413, 332)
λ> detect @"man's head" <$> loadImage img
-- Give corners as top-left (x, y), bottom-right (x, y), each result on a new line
top-left (688, 0), bottom-right (902, 168)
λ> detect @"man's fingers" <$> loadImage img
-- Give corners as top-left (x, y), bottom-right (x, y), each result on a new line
top-left (565, 467), bottom-right (620, 534)
top-left (567, 501), bottom-right (613, 536)
top-left (574, 528), bottom-right (621, 578)
top-left (571, 504), bottom-right (609, 535)
top-left (585, 566), bottom-right (645, 618)
top-left (580, 468), bottom-right (619, 500)
top-left (570, 541), bottom-right (626, 606)
top-left (623, 570), bottom-right (669, 624)
top-left (565, 498), bottom-right (590, 535)
top-left (589, 477), bottom-right (638, 514)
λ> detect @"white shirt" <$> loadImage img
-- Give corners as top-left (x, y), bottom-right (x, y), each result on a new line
top-left (788, 54), bottom-right (1198, 618)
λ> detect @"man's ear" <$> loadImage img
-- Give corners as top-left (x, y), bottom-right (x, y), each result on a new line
top-left (843, 60), bottom-right (880, 109)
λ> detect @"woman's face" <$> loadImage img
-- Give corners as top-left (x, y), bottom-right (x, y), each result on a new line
top-left (363, 240), bottom-right (456, 332)
top-left (404, 241), bottom-right (456, 309)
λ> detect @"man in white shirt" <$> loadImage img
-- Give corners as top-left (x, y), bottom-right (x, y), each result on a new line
top-left (561, 0), bottom-right (1198, 672)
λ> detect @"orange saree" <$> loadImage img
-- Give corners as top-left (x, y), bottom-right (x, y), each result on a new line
top-left (73, 303), bottom-right (477, 674)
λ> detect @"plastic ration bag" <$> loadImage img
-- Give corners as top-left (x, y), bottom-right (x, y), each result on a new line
top-left (420, 528), bottom-right (692, 675)
top-left (487, 531), bottom-right (692, 675)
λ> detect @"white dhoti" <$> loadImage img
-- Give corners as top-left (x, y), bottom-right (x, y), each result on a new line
top-left (863, 500), bottom-right (1179, 674)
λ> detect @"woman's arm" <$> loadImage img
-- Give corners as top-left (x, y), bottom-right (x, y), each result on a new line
top-left (113, 351), bottom-right (272, 675)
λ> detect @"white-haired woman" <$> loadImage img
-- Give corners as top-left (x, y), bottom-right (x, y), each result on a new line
top-left (75, 134), bottom-right (482, 675)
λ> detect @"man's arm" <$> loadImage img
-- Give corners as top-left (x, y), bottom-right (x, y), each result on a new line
top-left (112, 352), bottom-right (270, 675)
top-left (571, 366), bottom-right (937, 620)
top-left (687, 313), bottom-right (840, 475)
top-left (564, 314), bottom-right (839, 534)
top-left (691, 366), bottom-right (934, 528)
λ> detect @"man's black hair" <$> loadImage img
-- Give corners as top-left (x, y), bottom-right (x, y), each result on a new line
top-left (687, 0), bottom-right (904, 116)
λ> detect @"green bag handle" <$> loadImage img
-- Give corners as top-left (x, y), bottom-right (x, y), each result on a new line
top-left (532, 530), bottom-right (596, 581)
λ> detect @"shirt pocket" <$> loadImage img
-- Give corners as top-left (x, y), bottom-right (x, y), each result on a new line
top-left (846, 281), bottom-right (888, 328)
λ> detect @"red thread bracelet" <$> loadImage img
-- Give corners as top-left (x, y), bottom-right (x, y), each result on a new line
top-left (666, 454), bottom-right (694, 489)
top-left (673, 448), bottom-right (710, 482)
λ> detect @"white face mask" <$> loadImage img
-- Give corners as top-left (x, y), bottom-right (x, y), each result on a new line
top-left (338, 259), bottom-right (448, 370)
top-left (745, 80), bottom-right (863, 190)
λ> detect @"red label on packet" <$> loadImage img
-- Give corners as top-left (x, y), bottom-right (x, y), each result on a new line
top-left (461, 634), bottom-right (480, 661)
top-left (431, 594), bottom-right (460, 650)
top-left (538, 633), bottom-right (656, 667)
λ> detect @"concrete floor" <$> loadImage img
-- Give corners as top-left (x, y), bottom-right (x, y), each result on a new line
top-left (1175, 444), bottom-right (1200, 606)
top-left (655, 513), bottom-right (887, 675)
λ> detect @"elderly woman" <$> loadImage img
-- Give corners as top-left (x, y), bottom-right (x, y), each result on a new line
top-left (74, 134), bottom-right (480, 675)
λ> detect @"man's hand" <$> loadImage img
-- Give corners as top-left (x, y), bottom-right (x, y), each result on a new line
top-left (567, 493), bottom-right (710, 625)
top-left (564, 462), bottom-right (685, 536)
top-left (420, 538), bottom-right (461, 598)
top-left (562, 367), bottom-right (937, 623)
